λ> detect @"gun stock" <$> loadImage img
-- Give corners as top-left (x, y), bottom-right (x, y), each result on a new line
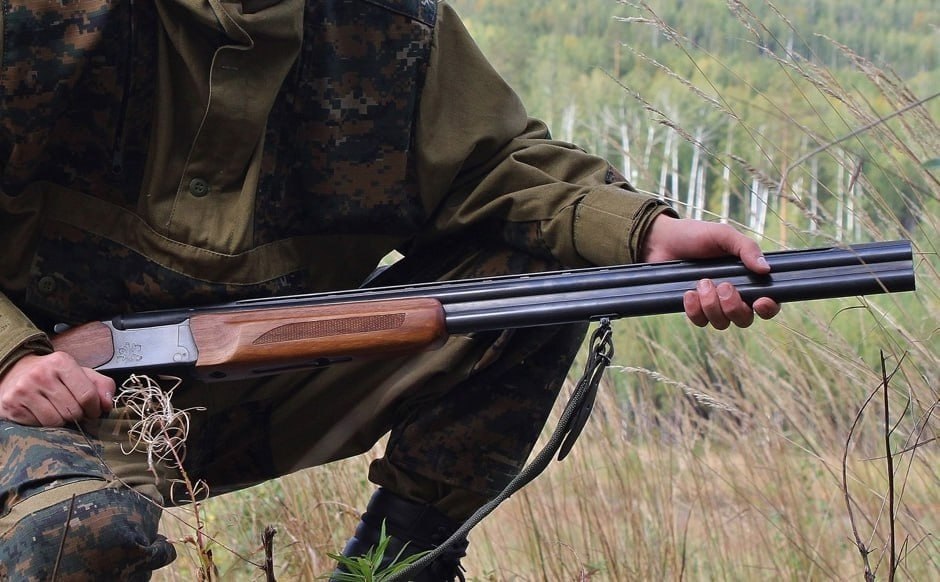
top-left (50, 321), bottom-right (114, 369)
top-left (50, 240), bottom-right (916, 382)
top-left (189, 298), bottom-right (447, 378)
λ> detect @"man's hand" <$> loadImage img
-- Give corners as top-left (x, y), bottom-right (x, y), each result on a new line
top-left (641, 214), bottom-right (781, 329)
top-left (0, 353), bottom-right (115, 426)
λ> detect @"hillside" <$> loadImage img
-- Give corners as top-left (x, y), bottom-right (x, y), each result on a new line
top-left (450, 0), bottom-right (939, 244)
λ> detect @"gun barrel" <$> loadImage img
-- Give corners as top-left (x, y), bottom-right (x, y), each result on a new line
top-left (111, 240), bottom-right (915, 331)
top-left (235, 240), bottom-right (912, 307)
top-left (443, 260), bottom-right (914, 333)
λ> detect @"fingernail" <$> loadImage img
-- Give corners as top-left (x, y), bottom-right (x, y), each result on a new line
top-left (718, 284), bottom-right (733, 299)
top-left (758, 256), bottom-right (769, 269)
top-left (697, 279), bottom-right (712, 293)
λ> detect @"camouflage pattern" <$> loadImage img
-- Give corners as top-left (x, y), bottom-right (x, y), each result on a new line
top-left (378, 322), bottom-right (586, 500)
top-left (0, 420), bottom-right (110, 505)
top-left (25, 219), bottom-right (313, 325)
top-left (255, 0), bottom-right (437, 240)
top-left (0, 421), bottom-right (174, 580)
top-left (364, 242), bottom-right (588, 508)
top-left (1, 0), bottom-right (438, 326)
top-left (0, 487), bottom-right (174, 581)
top-left (0, 0), bottom-right (154, 204)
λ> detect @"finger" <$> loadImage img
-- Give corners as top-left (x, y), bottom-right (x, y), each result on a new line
top-left (84, 368), bottom-right (116, 414)
top-left (683, 290), bottom-right (709, 327)
top-left (705, 224), bottom-right (770, 274)
top-left (58, 365), bottom-right (103, 420)
top-left (737, 240), bottom-right (771, 274)
top-left (753, 297), bottom-right (781, 320)
top-left (717, 282), bottom-right (755, 328)
top-left (0, 398), bottom-right (41, 426)
top-left (24, 396), bottom-right (68, 427)
top-left (696, 279), bottom-right (731, 330)
top-left (38, 379), bottom-right (86, 424)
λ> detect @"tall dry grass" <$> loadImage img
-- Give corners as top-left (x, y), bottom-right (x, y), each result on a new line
top-left (154, 2), bottom-right (937, 580)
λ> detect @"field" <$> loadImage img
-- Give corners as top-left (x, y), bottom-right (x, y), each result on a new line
top-left (154, 286), bottom-right (938, 580)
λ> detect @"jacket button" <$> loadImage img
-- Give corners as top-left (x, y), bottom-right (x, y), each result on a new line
top-left (37, 276), bottom-right (57, 294)
top-left (189, 178), bottom-right (210, 197)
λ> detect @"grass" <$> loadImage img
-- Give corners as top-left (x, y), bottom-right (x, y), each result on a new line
top-left (153, 2), bottom-right (937, 580)
top-left (153, 339), bottom-right (938, 580)
top-left (154, 287), bottom-right (938, 580)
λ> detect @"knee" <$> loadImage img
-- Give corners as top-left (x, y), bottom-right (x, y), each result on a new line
top-left (0, 486), bottom-right (175, 581)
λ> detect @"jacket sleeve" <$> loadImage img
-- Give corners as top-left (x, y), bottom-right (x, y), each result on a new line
top-left (414, 3), bottom-right (676, 268)
top-left (0, 294), bottom-right (53, 378)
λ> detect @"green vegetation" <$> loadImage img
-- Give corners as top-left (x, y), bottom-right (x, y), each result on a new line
top-left (155, 2), bottom-right (938, 580)
top-left (456, 0), bottom-right (939, 248)
top-left (327, 522), bottom-right (429, 581)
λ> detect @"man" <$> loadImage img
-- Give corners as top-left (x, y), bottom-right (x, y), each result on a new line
top-left (0, 1), bottom-right (779, 579)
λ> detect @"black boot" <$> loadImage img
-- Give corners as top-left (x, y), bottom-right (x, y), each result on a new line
top-left (332, 488), bottom-right (468, 581)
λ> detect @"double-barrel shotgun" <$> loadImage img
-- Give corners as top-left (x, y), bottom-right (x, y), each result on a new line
top-left (50, 239), bottom-right (916, 382)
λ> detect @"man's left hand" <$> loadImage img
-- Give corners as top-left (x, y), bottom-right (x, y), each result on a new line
top-left (640, 215), bottom-right (781, 330)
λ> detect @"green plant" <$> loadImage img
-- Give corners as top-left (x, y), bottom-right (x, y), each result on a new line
top-left (325, 522), bottom-right (429, 582)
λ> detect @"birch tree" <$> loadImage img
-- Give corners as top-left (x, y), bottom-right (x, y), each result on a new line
top-left (809, 155), bottom-right (819, 233)
top-left (685, 128), bottom-right (703, 218)
top-left (720, 125), bottom-right (733, 224)
top-left (659, 130), bottom-right (673, 200)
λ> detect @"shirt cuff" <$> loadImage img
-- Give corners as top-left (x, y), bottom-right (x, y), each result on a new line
top-left (0, 295), bottom-right (53, 378)
top-left (573, 186), bottom-right (677, 266)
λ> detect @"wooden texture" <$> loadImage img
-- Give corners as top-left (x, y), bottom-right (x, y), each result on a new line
top-left (50, 322), bottom-right (115, 368)
top-left (189, 297), bottom-right (447, 377)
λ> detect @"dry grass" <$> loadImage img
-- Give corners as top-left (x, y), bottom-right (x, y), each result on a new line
top-left (154, 340), bottom-right (938, 580)
top-left (154, 289), bottom-right (939, 580)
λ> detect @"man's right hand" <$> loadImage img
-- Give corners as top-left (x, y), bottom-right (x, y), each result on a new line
top-left (0, 353), bottom-right (115, 426)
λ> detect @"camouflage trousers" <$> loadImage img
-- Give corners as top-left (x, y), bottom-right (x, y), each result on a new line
top-left (0, 242), bottom-right (587, 580)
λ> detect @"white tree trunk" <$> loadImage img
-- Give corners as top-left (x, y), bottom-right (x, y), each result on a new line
top-left (846, 185), bottom-right (855, 241)
top-left (836, 149), bottom-right (846, 241)
top-left (694, 161), bottom-right (707, 221)
top-left (659, 130), bottom-right (673, 200)
top-left (748, 178), bottom-right (759, 232)
top-left (720, 126), bottom-right (733, 224)
top-left (643, 124), bottom-right (655, 190)
top-left (749, 178), bottom-right (768, 237)
top-left (685, 129), bottom-right (702, 218)
top-left (847, 160), bottom-right (861, 242)
top-left (619, 114), bottom-right (632, 182)
top-left (670, 133), bottom-right (680, 204)
top-left (562, 103), bottom-right (577, 145)
top-left (809, 155), bottom-right (819, 233)
top-left (758, 182), bottom-right (769, 238)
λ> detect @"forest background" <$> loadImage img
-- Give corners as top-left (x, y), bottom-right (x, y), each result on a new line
top-left (157, 1), bottom-right (939, 580)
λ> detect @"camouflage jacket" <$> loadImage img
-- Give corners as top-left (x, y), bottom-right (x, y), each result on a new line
top-left (0, 0), bottom-right (671, 373)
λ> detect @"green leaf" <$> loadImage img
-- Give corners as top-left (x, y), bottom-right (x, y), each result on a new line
top-left (321, 520), bottom-right (431, 581)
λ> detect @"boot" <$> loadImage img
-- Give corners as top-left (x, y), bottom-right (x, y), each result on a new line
top-left (332, 488), bottom-right (468, 581)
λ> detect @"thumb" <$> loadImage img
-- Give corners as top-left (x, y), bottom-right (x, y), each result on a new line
top-left (739, 241), bottom-right (771, 274)
top-left (713, 226), bottom-right (770, 274)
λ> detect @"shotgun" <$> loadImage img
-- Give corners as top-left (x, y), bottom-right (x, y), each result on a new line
top-left (50, 239), bottom-right (916, 382)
